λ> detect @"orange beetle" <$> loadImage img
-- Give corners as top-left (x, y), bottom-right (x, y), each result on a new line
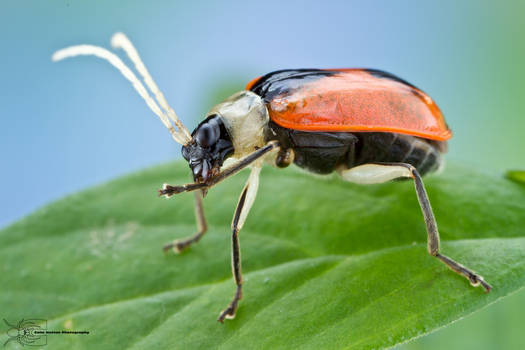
top-left (53, 34), bottom-right (490, 324)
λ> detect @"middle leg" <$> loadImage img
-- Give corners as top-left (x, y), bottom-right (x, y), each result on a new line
top-left (218, 165), bottom-right (262, 323)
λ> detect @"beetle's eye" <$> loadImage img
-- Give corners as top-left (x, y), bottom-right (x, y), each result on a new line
top-left (196, 124), bottom-right (217, 148)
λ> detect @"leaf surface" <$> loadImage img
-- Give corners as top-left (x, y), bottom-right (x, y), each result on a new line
top-left (507, 170), bottom-right (525, 185)
top-left (1, 163), bottom-right (524, 349)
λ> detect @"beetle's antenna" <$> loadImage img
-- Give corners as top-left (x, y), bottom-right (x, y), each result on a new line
top-left (110, 32), bottom-right (192, 143)
top-left (52, 42), bottom-right (189, 145)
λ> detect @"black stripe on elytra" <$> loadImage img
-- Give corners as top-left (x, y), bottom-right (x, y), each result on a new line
top-left (364, 68), bottom-right (418, 90)
top-left (248, 69), bottom-right (338, 102)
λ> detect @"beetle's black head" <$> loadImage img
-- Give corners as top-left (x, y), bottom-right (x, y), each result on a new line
top-left (182, 114), bottom-right (234, 183)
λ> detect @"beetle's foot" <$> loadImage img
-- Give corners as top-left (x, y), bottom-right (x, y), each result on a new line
top-left (162, 240), bottom-right (188, 254)
top-left (436, 253), bottom-right (492, 294)
top-left (163, 231), bottom-right (205, 254)
top-left (158, 183), bottom-right (185, 198)
top-left (468, 273), bottom-right (492, 293)
top-left (218, 286), bottom-right (242, 323)
top-left (217, 304), bottom-right (237, 323)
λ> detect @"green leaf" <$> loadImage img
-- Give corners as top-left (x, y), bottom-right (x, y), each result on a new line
top-left (1, 163), bottom-right (524, 350)
top-left (506, 170), bottom-right (525, 185)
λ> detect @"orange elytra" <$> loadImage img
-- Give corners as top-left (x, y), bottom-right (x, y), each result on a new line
top-left (247, 68), bottom-right (451, 141)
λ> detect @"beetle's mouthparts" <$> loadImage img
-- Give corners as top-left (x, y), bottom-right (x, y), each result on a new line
top-left (192, 160), bottom-right (209, 183)
top-left (193, 164), bottom-right (221, 185)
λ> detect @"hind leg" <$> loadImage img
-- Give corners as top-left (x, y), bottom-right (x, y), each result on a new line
top-left (339, 163), bottom-right (491, 292)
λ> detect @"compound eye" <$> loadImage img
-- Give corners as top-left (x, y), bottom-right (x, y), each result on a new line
top-left (196, 124), bottom-right (217, 148)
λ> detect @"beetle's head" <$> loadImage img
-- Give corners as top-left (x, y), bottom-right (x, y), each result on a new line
top-left (183, 91), bottom-right (268, 183)
top-left (182, 114), bottom-right (234, 183)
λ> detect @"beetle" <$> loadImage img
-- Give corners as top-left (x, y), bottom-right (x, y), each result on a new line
top-left (53, 33), bottom-right (491, 323)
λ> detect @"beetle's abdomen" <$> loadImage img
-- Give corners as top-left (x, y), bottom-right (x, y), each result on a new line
top-left (353, 132), bottom-right (446, 175)
top-left (267, 122), bottom-right (445, 176)
top-left (268, 121), bottom-right (357, 174)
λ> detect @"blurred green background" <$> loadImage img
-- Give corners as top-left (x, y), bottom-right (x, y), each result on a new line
top-left (1, 1), bottom-right (524, 349)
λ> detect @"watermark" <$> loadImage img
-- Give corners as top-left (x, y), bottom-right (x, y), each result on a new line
top-left (3, 319), bottom-right (90, 347)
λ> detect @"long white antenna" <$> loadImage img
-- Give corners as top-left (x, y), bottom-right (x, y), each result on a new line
top-left (51, 37), bottom-right (191, 145)
top-left (111, 32), bottom-right (192, 143)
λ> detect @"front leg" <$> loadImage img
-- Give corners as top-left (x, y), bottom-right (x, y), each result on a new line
top-left (218, 165), bottom-right (261, 323)
top-left (163, 190), bottom-right (207, 253)
top-left (158, 141), bottom-right (278, 254)
top-left (159, 141), bottom-right (278, 198)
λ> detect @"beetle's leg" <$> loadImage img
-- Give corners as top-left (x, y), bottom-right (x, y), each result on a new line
top-left (218, 165), bottom-right (262, 323)
top-left (159, 141), bottom-right (279, 197)
top-left (339, 163), bottom-right (492, 292)
top-left (163, 189), bottom-right (207, 253)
